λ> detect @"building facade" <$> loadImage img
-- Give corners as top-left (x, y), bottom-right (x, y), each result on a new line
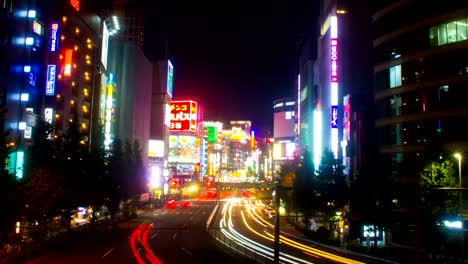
top-left (373, 0), bottom-right (468, 241)
top-left (1, 0), bottom-right (47, 178)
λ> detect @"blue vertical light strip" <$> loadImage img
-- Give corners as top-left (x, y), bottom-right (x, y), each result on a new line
top-left (201, 138), bottom-right (206, 181)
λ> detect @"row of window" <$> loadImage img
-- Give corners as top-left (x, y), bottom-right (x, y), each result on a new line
top-left (381, 83), bottom-right (466, 118)
top-left (430, 17), bottom-right (468, 47)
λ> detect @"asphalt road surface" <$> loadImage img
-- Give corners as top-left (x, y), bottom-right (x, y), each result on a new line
top-left (23, 199), bottom-right (256, 264)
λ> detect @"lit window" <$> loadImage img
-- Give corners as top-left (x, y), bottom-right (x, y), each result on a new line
top-left (389, 65), bottom-right (401, 88)
top-left (456, 19), bottom-right (468, 41)
top-left (28, 10), bottom-right (36, 18)
top-left (18, 122), bottom-right (27, 130)
top-left (438, 24), bottom-right (448, 45)
top-left (55, 114), bottom-right (60, 118)
top-left (23, 65), bottom-right (31, 72)
top-left (70, 100), bottom-right (75, 105)
top-left (75, 27), bottom-right (80, 34)
top-left (61, 35), bottom-right (65, 41)
top-left (20, 93), bottom-right (29, 101)
top-left (62, 16), bottom-right (67, 22)
top-left (447, 21), bottom-right (457, 43)
top-left (25, 37), bottom-right (34, 45)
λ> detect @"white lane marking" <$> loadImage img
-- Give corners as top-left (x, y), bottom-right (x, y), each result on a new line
top-left (24, 256), bottom-right (49, 264)
top-left (102, 248), bottom-right (115, 258)
top-left (181, 247), bottom-right (192, 255)
top-left (173, 233), bottom-right (177, 240)
top-left (151, 233), bottom-right (158, 239)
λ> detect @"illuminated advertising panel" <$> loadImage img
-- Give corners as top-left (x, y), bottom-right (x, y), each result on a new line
top-left (169, 135), bottom-right (198, 163)
top-left (164, 104), bottom-right (171, 127)
top-left (63, 49), bottom-right (73, 76)
top-left (206, 126), bottom-right (218, 143)
top-left (273, 143), bottom-right (282, 159)
top-left (169, 101), bottom-right (198, 132)
top-left (70, 0), bottom-right (80, 11)
top-left (148, 139), bottom-right (164, 158)
top-left (45, 65), bottom-right (56, 96)
top-left (104, 75), bottom-right (114, 149)
top-left (33, 20), bottom-right (43, 36)
top-left (101, 23), bottom-right (109, 70)
top-left (44, 108), bottom-right (53, 124)
top-left (274, 111), bottom-right (295, 138)
top-left (49, 23), bottom-right (59, 52)
top-left (330, 15), bottom-right (339, 158)
top-left (176, 164), bottom-right (195, 176)
top-left (167, 60), bottom-right (174, 97)
top-left (286, 142), bottom-right (296, 157)
top-left (331, 105), bottom-right (338, 128)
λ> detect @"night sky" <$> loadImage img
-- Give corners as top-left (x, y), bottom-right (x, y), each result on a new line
top-left (144, 1), bottom-right (318, 136)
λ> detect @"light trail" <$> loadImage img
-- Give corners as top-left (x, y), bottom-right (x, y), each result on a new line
top-left (243, 199), bottom-right (366, 264)
top-left (219, 199), bottom-right (313, 264)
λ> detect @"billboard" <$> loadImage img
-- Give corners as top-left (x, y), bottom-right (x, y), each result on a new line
top-left (101, 23), bottom-right (109, 70)
top-left (169, 101), bottom-right (198, 132)
top-left (168, 135), bottom-right (198, 163)
top-left (206, 126), bottom-right (218, 143)
top-left (167, 60), bottom-right (174, 97)
top-left (148, 139), bottom-right (164, 158)
top-left (273, 111), bottom-right (295, 138)
top-left (49, 23), bottom-right (59, 52)
top-left (45, 65), bottom-right (56, 96)
top-left (63, 49), bottom-right (73, 76)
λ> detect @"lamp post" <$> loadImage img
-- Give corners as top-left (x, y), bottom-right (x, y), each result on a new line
top-left (454, 153), bottom-right (464, 261)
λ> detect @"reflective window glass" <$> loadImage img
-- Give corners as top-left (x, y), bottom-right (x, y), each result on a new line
top-left (389, 64), bottom-right (402, 88)
top-left (429, 26), bottom-right (438, 47)
top-left (447, 21), bottom-right (457, 43)
top-left (438, 24), bottom-right (447, 45)
top-left (456, 18), bottom-right (468, 41)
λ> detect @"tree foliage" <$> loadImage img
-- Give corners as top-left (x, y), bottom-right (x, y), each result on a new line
top-left (420, 159), bottom-right (459, 223)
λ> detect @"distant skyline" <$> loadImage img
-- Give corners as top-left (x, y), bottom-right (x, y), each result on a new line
top-left (144, 1), bottom-right (318, 136)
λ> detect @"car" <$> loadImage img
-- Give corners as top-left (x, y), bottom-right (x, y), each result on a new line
top-left (181, 201), bottom-right (191, 208)
top-left (165, 199), bottom-right (177, 209)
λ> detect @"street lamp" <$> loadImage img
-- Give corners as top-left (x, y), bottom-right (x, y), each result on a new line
top-left (454, 153), bottom-right (464, 260)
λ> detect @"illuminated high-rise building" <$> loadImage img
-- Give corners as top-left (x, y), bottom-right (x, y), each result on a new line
top-left (0, 0), bottom-right (48, 178)
top-left (43, 1), bottom-right (106, 149)
top-left (272, 98), bottom-right (297, 161)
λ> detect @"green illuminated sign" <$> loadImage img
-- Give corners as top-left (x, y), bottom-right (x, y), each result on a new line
top-left (207, 126), bottom-right (218, 143)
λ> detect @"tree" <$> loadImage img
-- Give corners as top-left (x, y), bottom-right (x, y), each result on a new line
top-left (294, 150), bottom-right (317, 228)
top-left (420, 159), bottom-right (458, 222)
top-left (0, 134), bottom-right (19, 240)
top-left (278, 159), bottom-right (298, 217)
top-left (316, 149), bottom-right (348, 231)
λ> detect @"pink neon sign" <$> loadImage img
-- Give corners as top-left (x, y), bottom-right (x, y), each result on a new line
top-left (331, 39), bottom-right (338, 83)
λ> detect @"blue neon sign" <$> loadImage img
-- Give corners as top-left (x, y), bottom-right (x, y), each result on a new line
top-left (331, 105), bottom-right (338, 128)
top-left (49, 23), bottom-right (59, 52)
top-left (46, 65), bottom-right (56, 96)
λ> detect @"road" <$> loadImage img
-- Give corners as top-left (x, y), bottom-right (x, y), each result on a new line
top-left (23, 199), bottom-right (255, 264)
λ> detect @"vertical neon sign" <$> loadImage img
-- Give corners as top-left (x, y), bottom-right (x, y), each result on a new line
top-left (49, 23), bottom-right (59, 52)
top-left (63, 49), bottom-right (73, 76)
top-left (330, 15), bottom-right (339, 158)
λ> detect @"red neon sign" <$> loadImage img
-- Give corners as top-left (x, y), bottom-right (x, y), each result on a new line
top-left (70, 0), bottom-right (80, 11)
top-left (170, 101), bottom-right (198, 132)
top-left (63, 49), bottom-right (73, 76)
